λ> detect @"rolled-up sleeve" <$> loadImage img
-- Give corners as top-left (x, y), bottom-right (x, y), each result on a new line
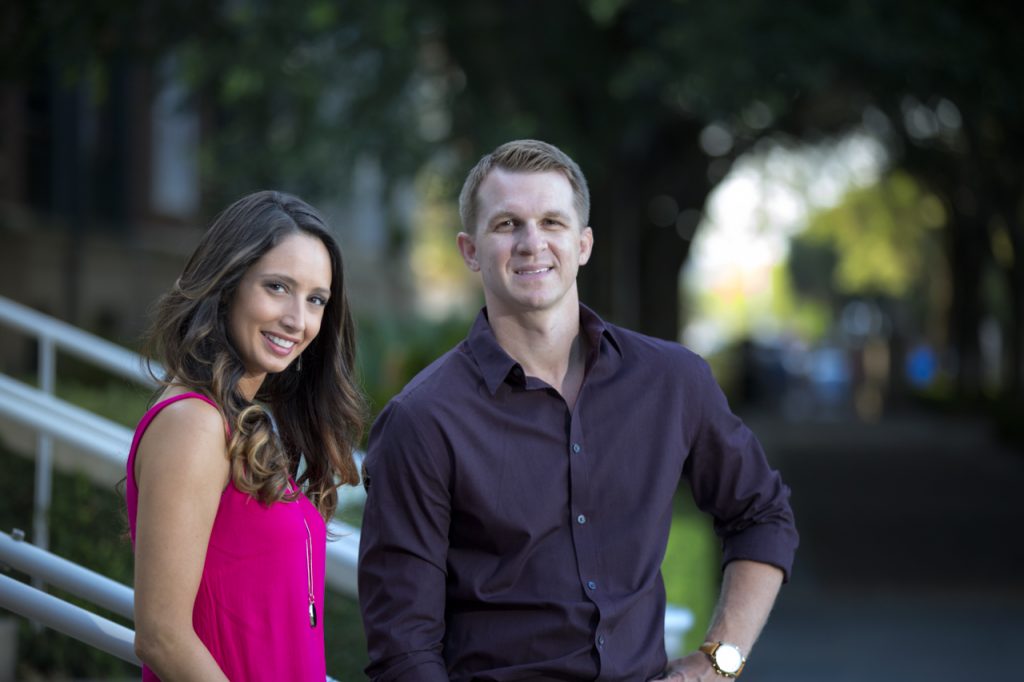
top-left (358, 400), bottom-right (452, 681)
top-left (684, 359), bottom-right (799, 580)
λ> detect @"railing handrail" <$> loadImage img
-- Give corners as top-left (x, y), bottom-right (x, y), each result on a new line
top-left (0, 373), bottom-right (363, 600)
top-left (0, 573), bottom-right (140, 666)
top-left (0, 373), bottom-right (133, 476)
top-left (0, 572), bottom-right (341, 680)
top-left (0, 529), bottom-right (135, 620)
top-left (0, 295), bottom-right (159, 387)
top-left (0, 294), bottom-right (158, 556)
top-left (324, 521), bottom-right (360, 596)
top-left (0, 525), bottom-right (356, 675)
top-left (0, 377), bottom-right (362, 599)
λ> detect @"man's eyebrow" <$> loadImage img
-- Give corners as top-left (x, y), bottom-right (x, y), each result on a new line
top-left (486, 209), bottom-right (573, 223)
top-left (487, 210), bottom-right (518, 221)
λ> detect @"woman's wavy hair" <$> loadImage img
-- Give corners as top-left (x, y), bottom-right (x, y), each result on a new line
top-left (144, 190), bottom-right (365, 521)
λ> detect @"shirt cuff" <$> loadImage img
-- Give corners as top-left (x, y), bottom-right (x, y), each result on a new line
top-left (373, 657), bottom-right (448, 682)
top-left (721, 521), bottom-right (799, 582)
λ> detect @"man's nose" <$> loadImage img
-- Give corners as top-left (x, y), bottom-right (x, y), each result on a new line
top-left (515, 222), bottom-right (547, 254)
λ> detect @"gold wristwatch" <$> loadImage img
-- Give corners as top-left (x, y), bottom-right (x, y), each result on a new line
top-left (699, 641), bottom-right (746, 678)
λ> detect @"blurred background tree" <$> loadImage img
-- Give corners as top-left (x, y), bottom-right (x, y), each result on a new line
top-left (2, 0), bottom-right (1023, 678)
top-left (3, 0), bottom-right (1020, 403)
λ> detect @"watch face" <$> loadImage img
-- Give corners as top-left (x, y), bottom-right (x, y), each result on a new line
top-left (714, 644), bottom-right (743, 674)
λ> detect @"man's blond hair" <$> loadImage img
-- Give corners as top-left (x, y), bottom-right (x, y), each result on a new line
top-left (458, 139), bottom-right (590, 233)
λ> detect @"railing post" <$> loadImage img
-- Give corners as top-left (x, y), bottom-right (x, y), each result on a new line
top-left (32, 335), bottom-right (57, 584)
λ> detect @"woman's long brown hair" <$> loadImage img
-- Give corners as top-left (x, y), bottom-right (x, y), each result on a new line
top-left (144, 190), bottom-right (365, 520)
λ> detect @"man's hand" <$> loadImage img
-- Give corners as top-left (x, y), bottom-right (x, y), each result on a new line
top-left (653, 652), bottom-right (719, 681)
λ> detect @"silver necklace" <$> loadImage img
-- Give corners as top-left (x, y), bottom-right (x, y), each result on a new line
top-left (303, 515), bottom-right (316, 628)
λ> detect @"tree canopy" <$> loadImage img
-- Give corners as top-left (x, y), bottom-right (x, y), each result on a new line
top-left (3, 0), bottom-right (1022, 396)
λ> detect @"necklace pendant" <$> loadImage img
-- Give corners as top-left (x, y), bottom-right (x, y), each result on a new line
top-left (309, 601), bottom-right (317, 628)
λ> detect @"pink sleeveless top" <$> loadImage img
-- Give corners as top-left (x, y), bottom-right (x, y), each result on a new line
top-left (126, 393), bottom-right (327, 681)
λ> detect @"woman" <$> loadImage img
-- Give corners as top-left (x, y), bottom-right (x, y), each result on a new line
top-left (125, 191), bottom-right (365, 680)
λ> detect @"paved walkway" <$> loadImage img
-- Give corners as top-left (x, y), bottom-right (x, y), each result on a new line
top-left (738, 408), bottom-right (1024, 681)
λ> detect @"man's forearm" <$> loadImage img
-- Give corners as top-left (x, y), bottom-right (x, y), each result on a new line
top-left (704, 559), bottom-right (784, 653)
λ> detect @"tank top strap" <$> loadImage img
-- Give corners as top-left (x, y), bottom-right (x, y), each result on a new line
top-left (142, 391), bottom-right (230, 438)
top-left (155, 391), bottom-right (219, 411)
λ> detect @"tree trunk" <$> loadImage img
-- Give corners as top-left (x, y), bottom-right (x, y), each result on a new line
top-left (947, 209), bottom-right (985, 399)
top-left (999, 208), bottom-right (1023, 399)
top-left (580, 123), bottom-right (710, 342)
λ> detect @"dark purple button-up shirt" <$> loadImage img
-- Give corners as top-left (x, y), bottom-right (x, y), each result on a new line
top-left (358, 306), bottom-right (797, 682)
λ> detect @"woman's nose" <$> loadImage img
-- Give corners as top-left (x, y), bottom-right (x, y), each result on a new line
top-left (280, 298), bottom-right (306, 332)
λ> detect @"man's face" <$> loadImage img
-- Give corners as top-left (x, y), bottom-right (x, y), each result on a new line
top-left (457, 168), bottom-right (593, 318)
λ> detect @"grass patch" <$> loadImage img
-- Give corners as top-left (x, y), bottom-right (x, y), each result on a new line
top-left (55, 378), bottom-right (152, 428)
top-left (662, 491), bottom-right (719, 655)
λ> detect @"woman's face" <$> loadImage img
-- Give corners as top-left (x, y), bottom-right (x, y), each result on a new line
top-left (228, 232), bottom-right (333, 399)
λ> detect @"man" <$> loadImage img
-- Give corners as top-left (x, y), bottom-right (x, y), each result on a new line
top-left (358, 139), bottom-right (798, 681)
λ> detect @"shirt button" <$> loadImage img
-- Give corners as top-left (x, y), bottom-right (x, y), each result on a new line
top-left (572, 442), bottom-right (581, 453)
top-left (576, 514), bottom-right (587, 525)
top-left (587, 580), bottom-right (597, 590)
top-left (597, 634), bottom-right (605, 647)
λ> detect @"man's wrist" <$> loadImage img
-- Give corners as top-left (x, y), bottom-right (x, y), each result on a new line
top-left (698, 641), bottom-right (746, 678)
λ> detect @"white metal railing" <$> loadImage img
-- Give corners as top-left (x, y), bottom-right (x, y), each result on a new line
top-left (0, 531), bottom-right (346, 680)
top-left (0, 372), bottom-right (362, 587)
top-left (0, 296), bottom-right (158, 385)
top-left (0, 373), bottom-right (133, 476)
top-left (0, 295), bottom-right (362, 672)
top-left (0, 295), bottom-right (158, 557)
top-left (0, 525), bottom-right (356, 674)
top-left (0, 373), bottom-right (362, 597)
top-left (0, 573), bottom-right (140, 665)
top-left (0, 528), bottom-right (139, 664)
top-left (0, 529), bottom-right (134, 619)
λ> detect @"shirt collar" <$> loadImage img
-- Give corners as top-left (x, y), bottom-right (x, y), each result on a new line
top-left (467, 304), bottom-right (623, 396)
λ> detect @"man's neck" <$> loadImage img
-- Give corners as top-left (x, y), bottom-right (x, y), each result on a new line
top-left (487, 301), bottom-right (588, 409)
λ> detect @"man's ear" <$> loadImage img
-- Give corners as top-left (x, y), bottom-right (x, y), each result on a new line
top-left (578, 226), bottom-right (594, 266)
top-left (456, 231), bottom-right (480, 271)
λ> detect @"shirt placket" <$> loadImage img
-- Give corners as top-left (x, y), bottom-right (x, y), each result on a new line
top-left (567, 399), bottom-right (609, 667)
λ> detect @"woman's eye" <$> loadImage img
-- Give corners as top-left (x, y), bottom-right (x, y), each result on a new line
top-left (310, 295), bottom-right (327, 307)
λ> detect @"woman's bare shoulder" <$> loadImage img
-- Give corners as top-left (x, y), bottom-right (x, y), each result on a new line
top-left (136, 391), bottom-right (230, 487)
